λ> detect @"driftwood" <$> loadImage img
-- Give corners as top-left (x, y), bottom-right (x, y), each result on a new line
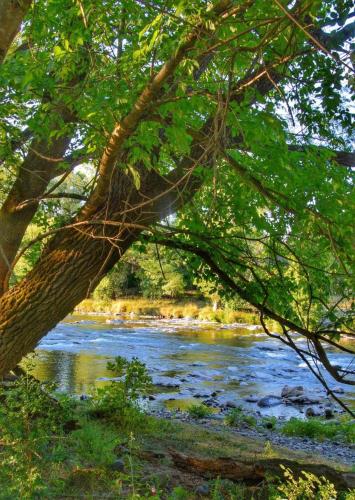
top-left (170, 452), bottom-right (355, 491)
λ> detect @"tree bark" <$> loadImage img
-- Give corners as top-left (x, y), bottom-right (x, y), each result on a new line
top-left (0, 0), bottom-right (32, 63)
top-left (0, 133), bottom-right (72, 295)
top-left (0, 160), bottom-right (202, 375)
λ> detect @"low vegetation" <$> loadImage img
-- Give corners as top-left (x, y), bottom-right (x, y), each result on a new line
top-left (0, 359), bottom-right (354, 499)
top-left (224, 406), bottom-right (354, 445)
top-left (281, 417), bottom-right (355, 445)
top-left (225, 407), bottom-right (257, 428)
top-left (77, 296), bottom-right (259, 324)
top-left (187, 404), bottom-right (214, 420)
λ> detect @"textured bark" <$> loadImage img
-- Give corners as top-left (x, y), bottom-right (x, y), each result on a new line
top-left (0, 0), bottom-right (32, 63)
top-left (0, 133), bottom-right (72, 295)
top-left (0, 65), bottom-right (88, 295)
top-left (0, 68), bottom-right (276, 376)
top-left (0, 159), bottom-right (205, 376)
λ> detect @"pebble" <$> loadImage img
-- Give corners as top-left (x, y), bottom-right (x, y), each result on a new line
top-left (110, 459), bottom-right (125, 472)
top-left (195, 483), bottom-right (210, 496)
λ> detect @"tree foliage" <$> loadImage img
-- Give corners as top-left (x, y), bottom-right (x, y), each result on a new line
top-left (0, 0), bottom-right (354, 409)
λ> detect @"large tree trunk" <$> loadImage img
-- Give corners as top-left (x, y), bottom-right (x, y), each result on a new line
top-left (0, 134), bottom-right (72, 295)
top-left (0, 164), bottom-right (193, 376)
top-left (0, 0), bottom-right (32, 63)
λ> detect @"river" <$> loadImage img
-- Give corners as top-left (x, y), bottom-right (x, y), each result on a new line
top-left (29, 314), bottom-right (355, 419)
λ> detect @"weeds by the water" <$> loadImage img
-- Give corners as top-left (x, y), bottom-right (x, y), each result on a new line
top-left (0, 358), bottom-right (353, 499)
top-left (281, 417), bottom-right (355, 444)
top-left (77, 297), bottom-right (259, 324)
top-left (225, 407), bottom-right (257, 428)
top-left (187, 403), bottom-right (213, 419)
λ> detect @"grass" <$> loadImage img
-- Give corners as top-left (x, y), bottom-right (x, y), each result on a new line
top-left (281, 417), bottom-right (355, 444)
top-left (187, 403), bottom-right (213, 419)
top-left (1, 399), bottom-right (353, 499)
top-left (224, 407), bottom-right (257, 428)
top-left (76, 297), bottom-right (259, 324)
top-left (1, 364), bottom-right (353, 499)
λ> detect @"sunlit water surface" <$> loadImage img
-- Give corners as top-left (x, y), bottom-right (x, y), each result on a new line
top-left (29, 315), bottom-right (355, 418)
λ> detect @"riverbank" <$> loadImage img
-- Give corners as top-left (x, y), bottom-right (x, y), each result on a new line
top-left (149, 407), bottom-right (355, 467)
top-left (1, 375), bottom-right (354, 499)
top-left (76, 297), bottom-right (260, 325)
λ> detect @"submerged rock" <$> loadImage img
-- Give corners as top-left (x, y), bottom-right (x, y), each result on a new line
top-left (281, 385), bottom-right (304, 398)
top-left (245, 395), bottom-right (259, 403)
top-left (257, 396), bottom-right (283, 408)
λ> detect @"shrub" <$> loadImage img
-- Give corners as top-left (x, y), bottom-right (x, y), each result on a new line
top-left (70, 421), bottom-right (118, 467)
top-left (90, 356), bottom-right (152, 422)
top-left (260, 415), bottom-right (278, 430)
top-left (0, 372), bottom-right (75, 498)
top-left (187, 404), bottom-right (213, 419)
top-left (273, 466), bottom-right (338, 500)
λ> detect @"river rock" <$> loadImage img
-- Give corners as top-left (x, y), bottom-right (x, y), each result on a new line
top-left (193, 393), bottom-right (212, 398)
top-left (225, 400), bottom-right (238, 408)
top-left (305, 407), bottom-right (322, 418)
top-left (245, 395), bottom-right (259, 403)
top-left (281, 385), bottom-right (304, 398)
top-left (325, 408), bottom-right (334, 419)
top-left (257, 395), bottom-right (283, 408)
top-left (110, 459), bottom-right (125, 472)
top-left (195, 483), bottom-right (210, 496)
top-left (286, 395), bottom-right (320, 405)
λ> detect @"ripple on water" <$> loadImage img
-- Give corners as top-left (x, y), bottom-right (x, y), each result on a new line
top-left (31, 316), bottom-right (355, 418)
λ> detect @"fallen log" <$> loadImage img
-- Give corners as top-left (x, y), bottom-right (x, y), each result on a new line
top-left (170, 452), bottom-right (355, 491)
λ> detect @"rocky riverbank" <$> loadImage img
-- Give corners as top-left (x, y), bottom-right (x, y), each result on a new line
top-left (148, 406), bottom-right (355, 467)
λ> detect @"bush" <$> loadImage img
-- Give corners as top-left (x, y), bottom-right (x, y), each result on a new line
top-left (90, 356), bottom-right (152, 423)
top-left (70, 421), bottom-right (118, 467)
top-left (273, 466), bottom-right (339, 500)
top-left (0, 372), bottom-right (75, 498)
top-left (187, 404), bottom-right (213, 419)
top-left (260, 415), bottom-right (278, 430)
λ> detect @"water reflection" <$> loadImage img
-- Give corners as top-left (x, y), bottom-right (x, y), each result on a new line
top-left (26, 315), bottom-right (355, 417)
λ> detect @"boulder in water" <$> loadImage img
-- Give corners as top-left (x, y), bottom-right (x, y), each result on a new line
top-left (257, 395), bottom-right (283, 408)
top-left (245, 395), bottom-right (259, 403)
top-left (281, 385), bottom-right (304, 398)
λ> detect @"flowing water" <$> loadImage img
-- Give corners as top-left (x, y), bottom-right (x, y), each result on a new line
top-left (30, 314), bottom-right (355, 418)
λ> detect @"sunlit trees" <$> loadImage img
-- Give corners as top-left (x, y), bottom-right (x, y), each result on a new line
top-left (0, 0), bottom-right (353, 405)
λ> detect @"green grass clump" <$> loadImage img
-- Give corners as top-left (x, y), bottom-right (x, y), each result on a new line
top-left (187, 403), bottom-right (213, 419)
top-left (225, 407), bottom-right (257, 428)
top-left (281, 417), bottom-right (355, 444)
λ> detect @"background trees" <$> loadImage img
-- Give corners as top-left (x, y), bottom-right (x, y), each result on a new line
top-left (0, 0), bottom-right (353, 402)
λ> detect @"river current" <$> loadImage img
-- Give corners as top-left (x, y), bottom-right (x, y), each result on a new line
top-left (30, 314), bottom-right (355, 418)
